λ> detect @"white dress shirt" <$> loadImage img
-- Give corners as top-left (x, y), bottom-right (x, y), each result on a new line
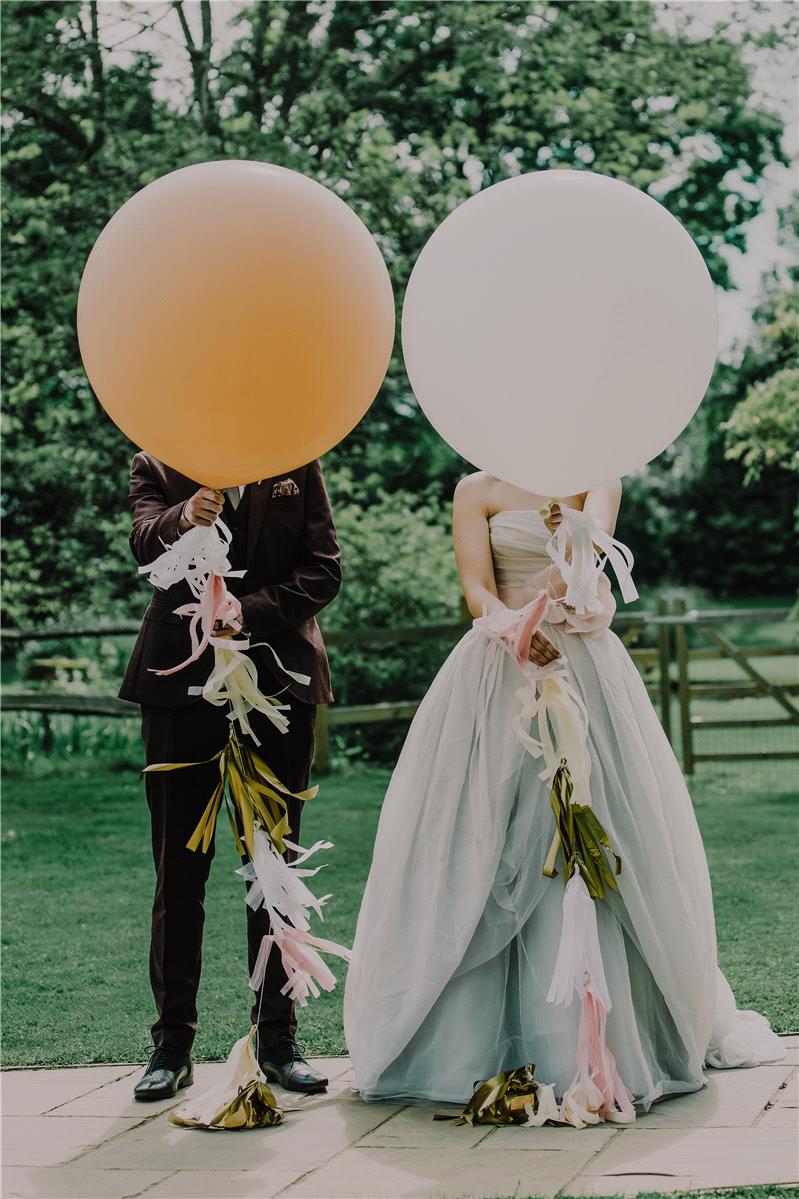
top-left (224, 485), bottom-right (245, 510)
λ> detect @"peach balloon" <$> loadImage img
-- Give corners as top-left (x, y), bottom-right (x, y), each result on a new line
top-left (77, 160), bottom-right (395, 488)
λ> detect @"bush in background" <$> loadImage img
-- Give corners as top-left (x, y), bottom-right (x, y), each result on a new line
top-left (321, 473), bottom-right (460, 764)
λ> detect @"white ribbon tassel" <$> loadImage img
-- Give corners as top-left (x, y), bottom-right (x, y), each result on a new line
top-left (139, 518), bottom-right (244, 593)
top-left (239, 827), bottom-right (350, 1005)
top-left (239, 826), bottom-right (329, 932)
top-left (547, 507), bottom-right (638, 615)
top-left (524, 1082), bottom-right (563, 1127)
top-left (546, 865), bottom-right (612, 1011)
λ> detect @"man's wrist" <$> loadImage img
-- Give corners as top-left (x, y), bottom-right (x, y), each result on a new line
top-left (177, 501), bottom-right (191, 533)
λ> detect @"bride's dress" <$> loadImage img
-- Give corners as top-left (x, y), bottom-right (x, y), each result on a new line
top-left (344, 509), bottom-right (784, 1110)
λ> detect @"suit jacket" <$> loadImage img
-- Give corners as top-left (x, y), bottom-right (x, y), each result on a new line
top-left (118, 452), bottom-right (340, 708)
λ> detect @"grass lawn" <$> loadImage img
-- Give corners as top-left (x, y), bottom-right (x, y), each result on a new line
top-left (563, 1193), bottom-right (799, 1199)
top-left (1, 758), bottom-right (796, 1067)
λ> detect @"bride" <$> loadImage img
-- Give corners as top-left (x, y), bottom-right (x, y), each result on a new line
top-left (343, 472), bottom-right (784, 1120)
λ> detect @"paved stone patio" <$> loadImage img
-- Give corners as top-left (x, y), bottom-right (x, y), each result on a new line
top-left (2, 1036), bottom-right (797, 1199)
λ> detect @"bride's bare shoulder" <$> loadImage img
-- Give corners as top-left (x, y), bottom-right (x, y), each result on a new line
top-left (451, 467), bottom-right (489, 501)
top-left (454, 470), bottom-right (489, 496)
top-left (453, 471), bottom-right (491, 512)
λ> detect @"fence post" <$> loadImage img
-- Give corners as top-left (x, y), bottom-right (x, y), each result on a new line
top-left (314, 703), bottom-right (331, 775)
top-left (673, 597), bottom-right (694, 774)
top-left (40, 712), bottom-right (53, 753)
top-left (656, 596), bottom-right (672, 745)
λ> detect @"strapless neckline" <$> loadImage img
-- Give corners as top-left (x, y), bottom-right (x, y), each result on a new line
top-left (488, 509), bottom-right (547, 524)
top-left (488, 507), bottom-right (586, 525)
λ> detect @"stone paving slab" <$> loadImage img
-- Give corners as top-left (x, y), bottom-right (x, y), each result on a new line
top-left (1, 1066), bottom-right (139, 1117)
top-left (759, 1067), bottom-right (799, 1129)
top-left (783, 1039), bottom-right (799, 1066)
top-left (1, 1114), bottom-right (149, 1169)
top-left (1, 1167), bottom-right (172, 1199)
top-left (564, 1175), bottom-right (697, 1196)
top-left (141, 1168), bottom-right (310, 1199)
top-left (569, 1126), bottom-right (799, 1192)
top-left (280, 1145), bottom-right (603, 1199)
top-left (357, 1104), bottom-right (500, 1150)
top-left (73, 1093), bottom-right (402, 1175)
top-left (47, 1066), bottom-right (208, 1120)
top-left (620, 1061), bottom-right (794, 1128)
top-left (1, 1037), bottom-right (797, 1199)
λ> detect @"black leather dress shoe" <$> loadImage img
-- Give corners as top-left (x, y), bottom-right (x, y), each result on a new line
top-left (134, 1047), bottom-right (193, 1102)
top-left (258, 1038), bottom-right (328, 1094)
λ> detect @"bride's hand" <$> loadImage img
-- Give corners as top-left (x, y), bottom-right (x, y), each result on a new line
top-left (541, 501), bottom-right (563, 537)
top-left (529, 630), bottom-right (559, 667)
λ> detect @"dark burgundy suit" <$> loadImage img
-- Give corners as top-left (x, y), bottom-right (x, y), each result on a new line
top-left (120, 452), bottom-right (340, 1054)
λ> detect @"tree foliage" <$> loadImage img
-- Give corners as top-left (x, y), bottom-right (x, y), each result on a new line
top-left (1, 0), bottom-right (796, 628)
top-left (617, 200), bottom-right (799, 598)
top-left (724, 199), bottom-right (799, 484)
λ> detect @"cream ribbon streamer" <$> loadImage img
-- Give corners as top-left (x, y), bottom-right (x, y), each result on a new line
top-left (188, 639), bottom-right (311, 746)
top-left (546, 506), bottom-right (638, 615)
top-left (512, 670), bottom-right (592, 808)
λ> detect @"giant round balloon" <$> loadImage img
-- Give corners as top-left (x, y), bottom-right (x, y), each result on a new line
top-left (402, 170), bottom-right (717, 497)
top-left (78, 161), bottom-right (394, 488)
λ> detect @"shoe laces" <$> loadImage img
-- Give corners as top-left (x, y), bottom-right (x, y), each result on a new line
top-left (148, 1046), bottom-right (189, 1073)
top-left (261, 1036), bottom-right (304, 1064)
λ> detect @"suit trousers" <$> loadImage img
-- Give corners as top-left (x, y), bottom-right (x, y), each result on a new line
top-left (141, 695), bottom-right (316, 1055)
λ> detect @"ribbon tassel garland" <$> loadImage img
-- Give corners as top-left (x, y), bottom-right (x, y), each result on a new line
top-left (470, 506), bottom-right (638, 1130)
top-left (139, 516), bottom-right (351, 1130)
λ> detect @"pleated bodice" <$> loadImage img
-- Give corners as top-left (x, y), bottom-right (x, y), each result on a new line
top-left (489, 509), bottom-right (554, 604)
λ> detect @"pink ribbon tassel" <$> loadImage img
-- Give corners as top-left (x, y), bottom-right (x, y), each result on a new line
top-left (150, 572), bottom-right (243, 677)
top-left (563, 982), bottom-right (636, 1126)
top-left (474, 591), bottom-right (549, 669)
top-left (252, 927), bottom-right (352, 1008)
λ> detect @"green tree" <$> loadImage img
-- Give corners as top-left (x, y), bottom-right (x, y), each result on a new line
top-left (617, 199), bottom-right (799, 597)
top-left (1, 1), bottom-right (794, 626)
top-left (724, 198), bottom-right (799, 484)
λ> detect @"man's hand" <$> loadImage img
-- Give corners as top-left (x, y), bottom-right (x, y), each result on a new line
top-left (529, 630), bottom-right (560, 667)
top-left (212, 617), bottom-right (243, 638)
top-left (179, 487), bottom-right (225, 532)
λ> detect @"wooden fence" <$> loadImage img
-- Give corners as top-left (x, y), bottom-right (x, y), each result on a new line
top-left (2, 602), bottom-right (797, 774)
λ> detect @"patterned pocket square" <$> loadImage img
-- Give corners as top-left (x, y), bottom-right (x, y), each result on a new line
top-left (272, 477), bottom-right (300, 498)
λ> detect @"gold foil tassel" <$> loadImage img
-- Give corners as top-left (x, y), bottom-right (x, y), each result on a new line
top-left (546, 760), bottom-right (621, 899)
top-left (434, 1065), bottom-right (557, 1127)
top-left (170, 1027), bottom-right (283, 1131)
top-left (144, 725), bottom-right (317, 856)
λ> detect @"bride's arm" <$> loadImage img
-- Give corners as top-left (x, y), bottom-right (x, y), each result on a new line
top-left (544, 479), bottom-right (623, 540)
top-left (453, 476), bottom-right (498, 619)
top-left (454, 477), bottom-right (560, 667)
top-left (582, 478), bottom-right (623, 537)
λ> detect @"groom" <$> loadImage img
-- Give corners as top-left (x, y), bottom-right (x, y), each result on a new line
top-left (119, 452), bottom-right (341, 1101)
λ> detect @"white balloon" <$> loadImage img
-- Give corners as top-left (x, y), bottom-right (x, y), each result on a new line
top-left (402, 170), bottom-right (717, 497)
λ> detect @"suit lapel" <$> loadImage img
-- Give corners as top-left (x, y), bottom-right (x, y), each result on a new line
top-left (246, 479), bottom-right (271, 563)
